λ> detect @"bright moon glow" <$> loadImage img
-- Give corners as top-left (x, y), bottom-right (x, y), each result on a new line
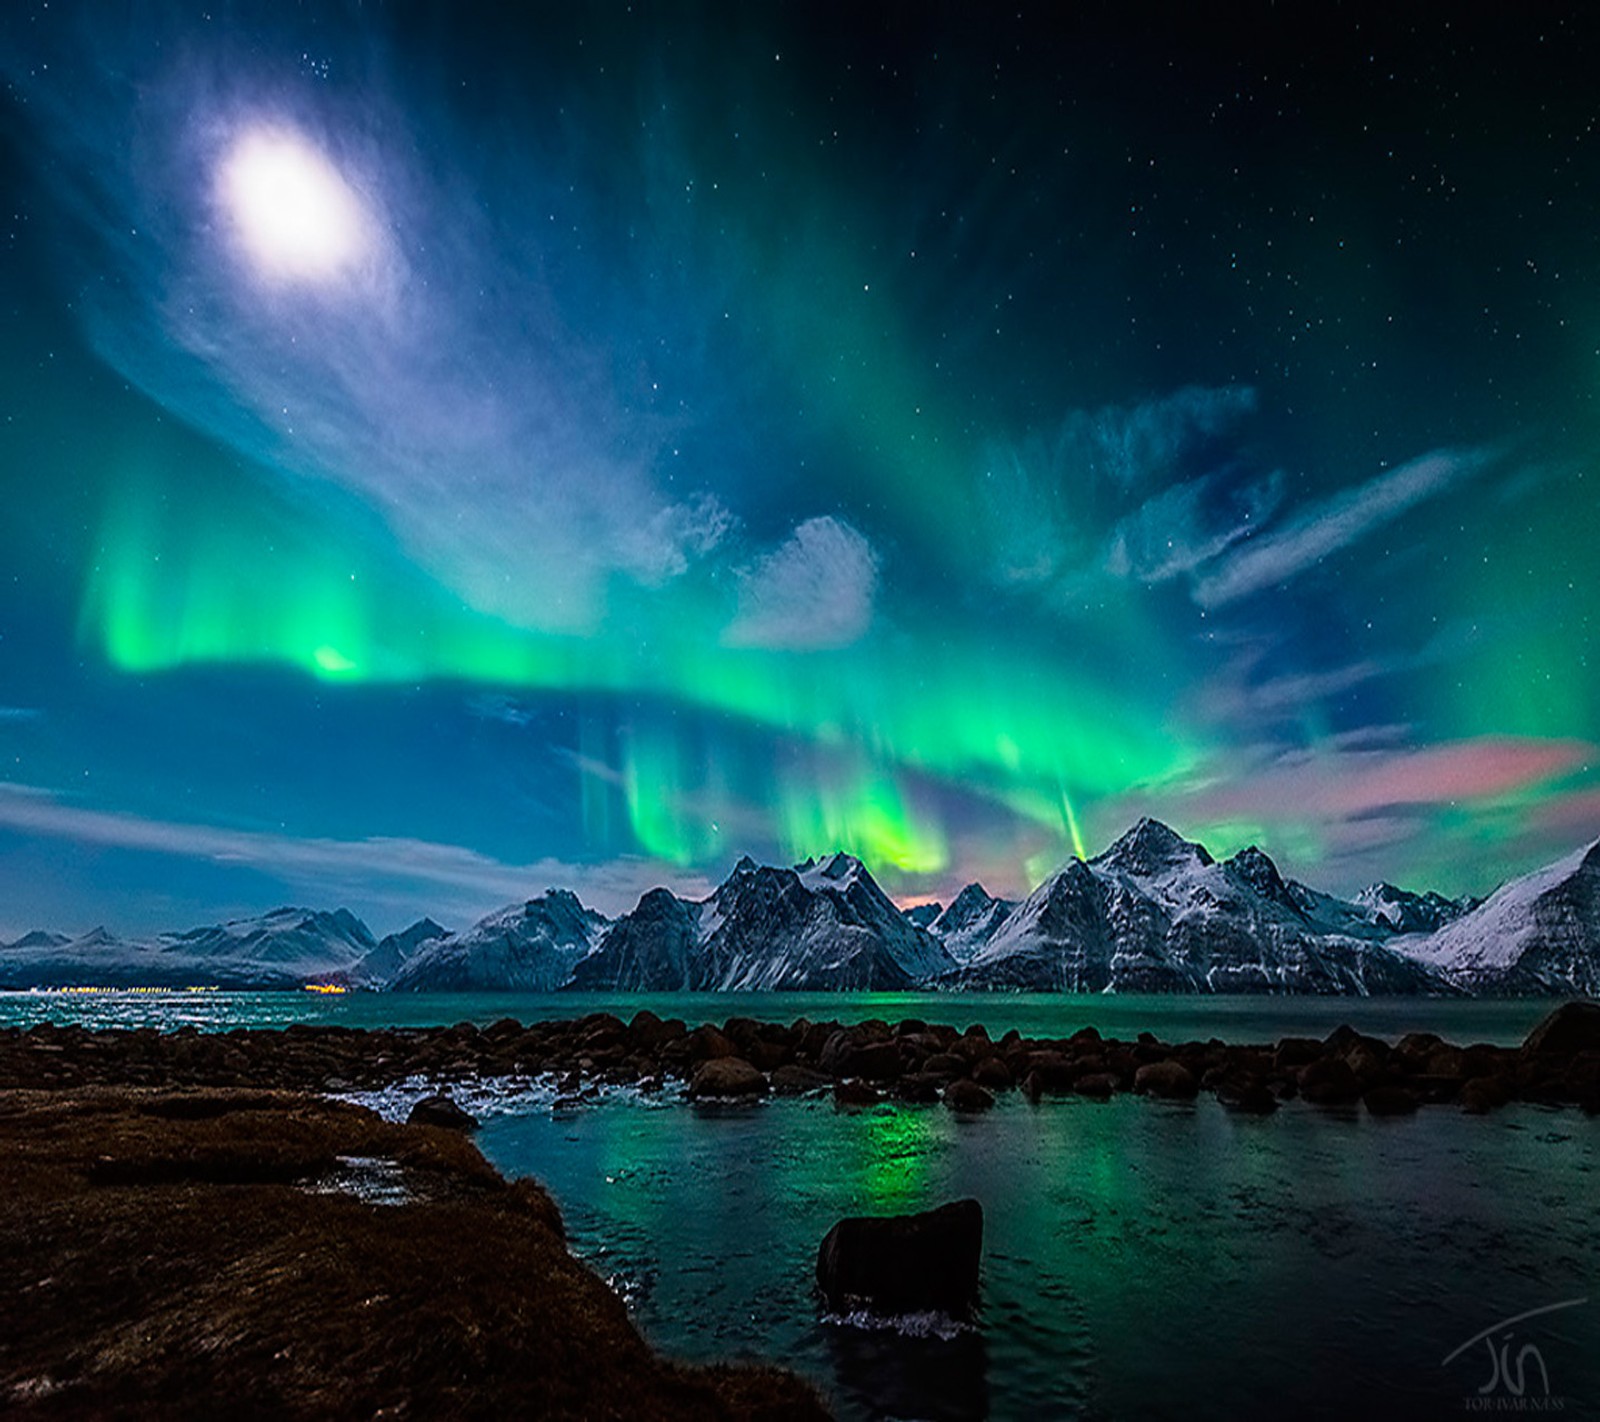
top-left (217, 129), bottom-right (374, 283)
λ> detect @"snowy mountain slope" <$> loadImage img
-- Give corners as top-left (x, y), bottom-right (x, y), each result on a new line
top-left (0, 908), bottom-right (376, 989)
top-left (569, 853), bottom-right (955, 991)
top-left (951, 820), bottom-right (1447, 994)
top-left (2, 929), bottom-right (71, 951)
top-left (351, 917), bottom-right (450, 988)
top-left (4, 829), bottom-right (1595, 995)
top-left (1390, 840), bottom-right (1600, 994)
top-left (389, 892), bottom-right (607, 992)
top-left (928, 884), bottom-right (1016, 963)
top-left (567, 888), bottom-right (701, 991)
top-left (903, 902), bottom-right (943, 929)
top-left (1352, 882), bottom-right (1477, 935)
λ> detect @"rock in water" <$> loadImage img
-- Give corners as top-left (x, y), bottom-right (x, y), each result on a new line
top-left (942, 1078), bottom-right (995, 1112)
top-left (687, 1056), bottom-right (768, 1099)
top-left (1133, 1060), bottom-right (1198, 1099)
top-left (1522, 1001), bottom-right (1600, 1056)
top-left (816, 1198), bottom-right (983, 1317)
top-left (407, 1093), bottom-right (478, 1130)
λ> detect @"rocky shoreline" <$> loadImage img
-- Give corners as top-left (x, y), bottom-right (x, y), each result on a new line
top-left (4, 1005), bottom-right (1596, 1417)
top-left (0, 1085), bottom-right (829, 1420)
top-left (5, 1001), bottom-right (1599, 1116)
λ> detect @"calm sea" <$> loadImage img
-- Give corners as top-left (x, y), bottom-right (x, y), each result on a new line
top-left (0, 988), bottom-right (1568, 1045)
top-left (6, 990), bottom-right (1595, 1419)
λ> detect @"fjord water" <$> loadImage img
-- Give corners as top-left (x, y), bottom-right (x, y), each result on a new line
top-left (7, 989), bottom-right (1596, 1418)
top-left (474, 1092), bottom-right (1598, 1422)
top-left (0, 989), bottom-right (1567, 1046)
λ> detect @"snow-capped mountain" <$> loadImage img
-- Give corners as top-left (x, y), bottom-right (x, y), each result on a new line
top-left (2, 929), bottom-right (70, 951)
top-left (4, 827), bottom-right (1596, 995)
top-left (388, 892), bottom-right (607, 992)
top-left (927, 884), bottom-right (1016, 963)
top-left (0, 908), bottom-right (376, 989)
top-left (949, 820), bottom-right (1445, 994)
top-left (1352, 882), bottom-right (1477, 935)
top-left (1390, 840), bottom-right (1600, 994)
top-left (351, 917), bottom-right (450, 987)
top-left (903, 902), bottom-right (943, 929)
top-left (570, 852), bottom-right (955, 990)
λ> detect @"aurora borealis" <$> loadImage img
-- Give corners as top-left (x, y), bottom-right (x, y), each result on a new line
top-left (1, 4), bottom-right (1597, 935)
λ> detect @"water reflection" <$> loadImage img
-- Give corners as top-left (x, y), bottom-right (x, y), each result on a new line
top-left (474, 1093), bottom-right (1599, 1422)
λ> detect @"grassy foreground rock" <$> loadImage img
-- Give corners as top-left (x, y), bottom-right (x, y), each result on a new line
top-left (0, 1087), bottom-right (828, 1421)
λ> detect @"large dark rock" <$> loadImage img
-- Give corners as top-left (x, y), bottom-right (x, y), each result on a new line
top-left (1299, 1057), bottom-right (1361, 1105)
top-left (1133, 1060), bottom-right (1198, 1099)
top-left (407, 1093), bottom-right (478, 1131)
top-left (1363, 1085), bottom-right (1420, 1117)
top-left (943, 1079), bottom-right (995, 1113)
top-left (770, 1063), bottom-right (831, 1096)
top-left (687, 1056), bottom-right (767, 1099)
top-left (1523, 1001), bottom-right (1600, 1056)
top-left (816, 1199), bottom-right (983, 1317)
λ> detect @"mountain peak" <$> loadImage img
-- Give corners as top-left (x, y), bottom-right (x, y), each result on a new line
top-left (795, 851), bottom-right (870, 894)
top-left (1093, 818), bottom-right (1213, 876)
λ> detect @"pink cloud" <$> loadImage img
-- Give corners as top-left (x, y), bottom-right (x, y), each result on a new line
top-left (1185, 736), bottom-right (1592, 823)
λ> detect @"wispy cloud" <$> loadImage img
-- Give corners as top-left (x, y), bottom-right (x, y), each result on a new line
top-left (1101, 735), bottom-right (1595, 893)
top-left (0, 783), bottom-right (709, 926)
top-left (3, 19), bottom-right (745, 636)
top-left (1191, 620), bottom-right (1485, 725)
top-left (724, 516), bottom-right (879, 650)
top-left (1193, 449), bottom-right (1492, 608)
top-left (1089, 385), bottom-right (1260, 488)
top-left (978, 384), bottom-right (1259, 589)
top-left (1105, 471), bottom-right (1283, 584)
top-left (1186, 736), bottom-right (1589, 822)
top-left (0, 708), bottom-right (43, 723)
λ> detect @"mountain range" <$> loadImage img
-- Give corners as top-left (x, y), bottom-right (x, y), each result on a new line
top-left (3, 819), bottom-right (1598, 996)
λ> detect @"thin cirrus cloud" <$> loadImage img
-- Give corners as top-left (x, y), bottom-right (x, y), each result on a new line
top-left (1104, 470), bottom-right (1285, 584)
top-left (3, 29), bottom-right (743, 637)
top-left (1192, 448), bottom-right (1493, 608)
top-left (723, 516), bottom-right (880, 651)
top-left (1172, 735), bottom-right (1592, 826)
top-left (978, 383), bottom-right (1260, 589)
top-left (0, 782), bottom-right (710, 928)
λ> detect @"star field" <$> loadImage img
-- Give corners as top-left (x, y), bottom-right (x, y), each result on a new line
top-left (0, 3), bottom-right (1597, 934)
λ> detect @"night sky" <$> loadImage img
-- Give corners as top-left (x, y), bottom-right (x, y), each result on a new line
top-left (2, 3), bottom-right (1598, 936)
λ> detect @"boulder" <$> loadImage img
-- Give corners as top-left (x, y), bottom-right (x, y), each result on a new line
top-left (1523, 1002), bottom-right (1600, 1057)
top-left (1422, 1045), bottom-right (1469, 1080)
top-left (1133, 1060), bottom-right (1198, 1099)
top-left (1299, 1057), bottom-right (1361, 1105)
top-left (685, 1025), bottom-right (737, 1062)
top-left (687, 1057), bottom-right (767, 1100)
top-left (407, 1093), bottom-right (478, 1131)
top-left (921, 1052), bottom-right (969, 1081)
top-left (1073, 1072), bottom-right (1117, 1100)
top-left (1216, 1078), bottom-right (1278, 1115)
top-left (894, 1073), bottom-right (944, 1104)
top-left (833, 1078), bottom-right (883, 1108)
top-left (770, 1063), bottom-right (831, 1096)
top-left (1362, 1085), bottom-right (1420, 1117)
top-left (1459, 1076), bottom-right (1512, 1114)
top-left (972, 1056), bottom-right (1013, 1090)
top-left (942, 1079), bottom-right (995, 1113)
top-left (816, 1199), bottom-right (983, 1317)
top-left (1273, 1037), bottom-right (1324, 1070)
top-left (1023, 1050), bottom-right (1076, 1093)
top-left (850, 1041), bottom-right (906, 1082)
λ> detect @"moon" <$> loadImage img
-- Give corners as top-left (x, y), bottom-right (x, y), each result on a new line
top-left (217, 128), bottom-right (375, 284)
